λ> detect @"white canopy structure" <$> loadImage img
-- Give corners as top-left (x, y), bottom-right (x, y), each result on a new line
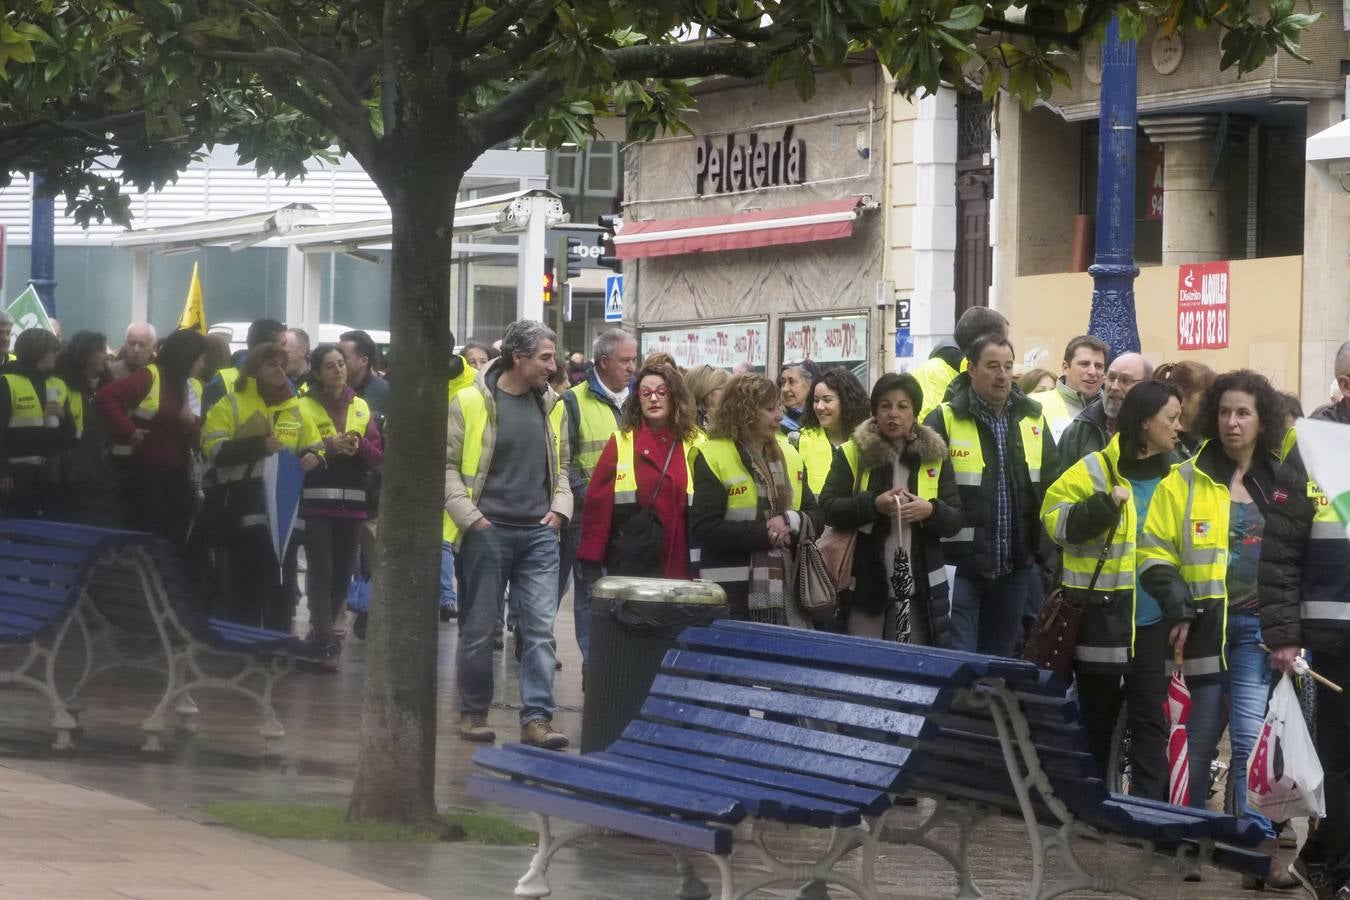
top-left (110, 189), bottom-right (568, 334)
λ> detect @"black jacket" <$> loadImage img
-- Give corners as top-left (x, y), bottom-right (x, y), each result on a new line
top-left (1258, 402), bottom-right (1350, 653)
top-left (818, 420), bottom-right (963, 646)
top-left (1055, 398), bottom-right (1109, 481)
top-left (689, 441), bottom-right (821, 619)
top-left (922, 374), bottom-right (1058, 578)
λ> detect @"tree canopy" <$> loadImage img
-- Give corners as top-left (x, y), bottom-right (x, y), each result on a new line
top-left (0, 0), bottom-right (1319, 224)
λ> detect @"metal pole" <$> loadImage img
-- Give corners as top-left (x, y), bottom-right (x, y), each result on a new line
top-left (28, 174), bottom-right (57, 315)
top-left (1087, 17), bottom-right (1141, 356)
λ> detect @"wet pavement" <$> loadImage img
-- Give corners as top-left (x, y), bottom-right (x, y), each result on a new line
top-left (0, 597), bottom-right (1270, 898)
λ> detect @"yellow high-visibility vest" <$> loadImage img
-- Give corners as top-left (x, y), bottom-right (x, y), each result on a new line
top-left (796, 427), bottom-right (837, 496)
top-left (442, 387), bottom-right (565, 544)
top-left (613, 430), bottom-right (696, 508)
top-left (568, 381), bottom-right (622, 479)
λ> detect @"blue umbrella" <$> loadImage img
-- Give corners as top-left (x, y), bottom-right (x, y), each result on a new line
top-left (262, 448), bottom-right (304, 579)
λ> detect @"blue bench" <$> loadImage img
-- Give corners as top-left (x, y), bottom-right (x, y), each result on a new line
top-left (0, 520), bottom-right (321, 753)
top-left (468, 619), bottom-right (1271, 899)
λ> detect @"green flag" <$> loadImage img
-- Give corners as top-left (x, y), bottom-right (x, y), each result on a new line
top-left (6, 285), bottom-right (53, 338)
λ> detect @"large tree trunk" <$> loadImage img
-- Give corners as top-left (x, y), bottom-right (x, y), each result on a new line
top-left (347, 133), bottom-right (464, 825)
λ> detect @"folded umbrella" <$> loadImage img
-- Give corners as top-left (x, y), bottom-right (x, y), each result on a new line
top-left (1165, 647), bottom-right (1191, 807)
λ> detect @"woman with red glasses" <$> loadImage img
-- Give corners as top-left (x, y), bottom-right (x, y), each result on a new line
top-left (578, 362), bottom-right (700, 582)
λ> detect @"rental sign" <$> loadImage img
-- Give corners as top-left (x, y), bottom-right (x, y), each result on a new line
top-left (1176, 261), bottom-right (1229, 350)
top-left (695, 126), bottom-right (807, 195)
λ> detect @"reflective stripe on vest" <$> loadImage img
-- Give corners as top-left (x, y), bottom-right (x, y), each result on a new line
top-left (1137, 458), bottom-right (1228, 603)
top-left (614, 431), bottom-right (696, 508)
top-left (696, 437), bottom-right (806, 574)
top-left (443, 388), bottom-right (564, 544)
top-left (3, 373), bottom-right (48, 430)
top-left (569, 382), bottom-right (622, 478)
top-left (1041, 439), bottom-right (1136, 595)
top-left (940, 403), bottom-right (1045, 488)
top-left (796, 427), bottom-right (835, 496)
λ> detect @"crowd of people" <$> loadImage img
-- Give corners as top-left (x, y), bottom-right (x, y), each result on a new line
top-left (0, 313), bottom-right (389, 668)
top-left (442, 312), bottom-right (1350, 895)
top-left (4, 302), bottom-right (1348, 895)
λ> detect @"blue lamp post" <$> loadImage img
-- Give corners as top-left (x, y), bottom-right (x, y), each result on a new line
top-left (29, 175), bottom-right (57, 315)
top-left (1086, 17), bottom-right (1140, 356)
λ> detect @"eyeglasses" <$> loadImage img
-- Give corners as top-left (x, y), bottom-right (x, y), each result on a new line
top-left (1106, 372), bottom-right (1139, 387)
top-left (640, 386), bottom-right (669, 399)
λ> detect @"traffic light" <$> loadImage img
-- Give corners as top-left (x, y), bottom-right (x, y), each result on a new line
top-left (564, 238), bottom-right (584, 279)
top-left (597, 213), bottom-right (622, 273)
top-left (542, 256), bottom-right (555, 304)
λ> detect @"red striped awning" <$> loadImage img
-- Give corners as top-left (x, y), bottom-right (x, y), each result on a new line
top-left (613, 196), bottom-right (867, 260)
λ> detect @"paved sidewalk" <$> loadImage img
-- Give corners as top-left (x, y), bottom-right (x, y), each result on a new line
top-left (0, 764), bottom-right (424, 900)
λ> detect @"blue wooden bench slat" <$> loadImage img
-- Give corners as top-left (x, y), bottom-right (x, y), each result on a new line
top-left (0, 542), bottom-right (100, 565)
top-left (639, 696), bottom-right (912, 768)
top-left (603, 739), bottom-right (893, 816)
top-left (705, 620), bottom-right (1046, 685)
top-left (649, 674), bottom-right (934, 742)
top-left (465, 774), bottom-right (733, 856)
top-left (0, 559), bottom-right (84, 584)
top-left (584, 750), bottom-right (863, 827)
top-left (472, 746), bottom-right (746, 823)
top-left (0, 520), bottom-right (146, 548)
top-left (622, 720), bottom-right (904, 790)
top-left (661, 649), bottom-right (950, 713)
top-left (927, 727), bottom-right (1100, 781)
top-left (678, 624), bottom-right (976, 686)
top-left (0, 596), bottom-right (73, 621)
top-left (1097, 794), bottom-right (1267, 845)
top-left (0, 578), bottom-right (76, 603)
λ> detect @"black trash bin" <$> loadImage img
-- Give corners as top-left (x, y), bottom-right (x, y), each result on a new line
top-left (581, 576), bottom-right (728, 754)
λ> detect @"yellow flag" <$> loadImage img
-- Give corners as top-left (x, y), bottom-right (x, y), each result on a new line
top-left (178, 262), bottom-right (206, 333)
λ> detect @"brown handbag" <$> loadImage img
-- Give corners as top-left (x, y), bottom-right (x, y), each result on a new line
top-left (1022, 508), bottom-right (1122, 680)
top-left (792, 514), bottom-right (842, 622)
top-left (816, 525), bottom-right (858, 591)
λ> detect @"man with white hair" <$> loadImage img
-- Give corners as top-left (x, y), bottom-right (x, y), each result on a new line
top-left (1055, 352), bottom-right (1155, 475)
top-left (558, 328), bottom-right (636, 665)
top-left (110, 322), bottom-right (157, 380)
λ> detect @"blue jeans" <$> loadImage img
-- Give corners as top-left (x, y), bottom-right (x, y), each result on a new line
top-left (1186, 612), bottom-right (1276, 839)
top-left (950, 567), bottom-right (1039, 655)
top-left (559, 511), bottom-right (591, 662)
top-left (439, 541), bottom-right (457, 611)
top-left (457, 523), bottom-right (561, 724)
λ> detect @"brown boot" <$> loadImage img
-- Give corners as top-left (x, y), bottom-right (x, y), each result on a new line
top-left (520, 718), bottom-right (569, 750)
top-left (1243, 837), bottom-right (1299, 891)
top-left (459, 712), bottom-right (495, 743)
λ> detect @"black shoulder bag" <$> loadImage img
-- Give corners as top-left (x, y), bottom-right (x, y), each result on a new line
top-left (605, 439), bottom-right (678, 576)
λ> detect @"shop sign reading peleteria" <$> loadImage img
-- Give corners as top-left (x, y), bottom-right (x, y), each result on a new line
top-left (695, 126), bottom-right (807, 195)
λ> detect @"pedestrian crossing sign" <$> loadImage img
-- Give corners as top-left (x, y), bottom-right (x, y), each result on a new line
top-left (605, 275), bottom-right (623, 322)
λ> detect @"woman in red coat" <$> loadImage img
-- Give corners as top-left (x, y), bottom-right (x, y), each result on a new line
top-left (578, 362), bottom-right (699, 581)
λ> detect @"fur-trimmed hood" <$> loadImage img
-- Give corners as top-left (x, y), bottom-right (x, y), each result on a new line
top-left (851, 419), bottom-right (948, 471)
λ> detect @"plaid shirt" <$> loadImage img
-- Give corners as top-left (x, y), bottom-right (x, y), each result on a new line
top-left (970, 392), bottom-right (1016, 577)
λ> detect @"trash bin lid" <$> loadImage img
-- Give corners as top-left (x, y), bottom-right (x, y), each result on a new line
top-left (589, 576), bottom-right (727, 606)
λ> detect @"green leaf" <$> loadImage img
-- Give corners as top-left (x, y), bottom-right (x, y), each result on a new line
top-left (939, 5), bottom-right (985, 32)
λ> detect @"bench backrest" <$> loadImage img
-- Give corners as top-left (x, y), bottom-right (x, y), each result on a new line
top-left (0, 520), bottom-right (145, 643)
top-left (680, 621), bottom-right (1107, 817)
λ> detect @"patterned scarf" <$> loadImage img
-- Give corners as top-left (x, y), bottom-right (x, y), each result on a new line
top-left (743, 440), bottom-right (810, 629)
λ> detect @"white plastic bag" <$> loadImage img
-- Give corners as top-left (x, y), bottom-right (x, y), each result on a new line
top-left (1247, 676), bottom-right (1326, 820)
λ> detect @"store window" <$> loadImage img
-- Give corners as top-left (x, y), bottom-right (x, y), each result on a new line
top-left (780, 314), bottom-right (869, 384)
top-left (640, 321), bottom-right (768, 372)
top-left (149, 246), bottom-right (288, 330)
top-left (4, 245), bottom-right (133, 340)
